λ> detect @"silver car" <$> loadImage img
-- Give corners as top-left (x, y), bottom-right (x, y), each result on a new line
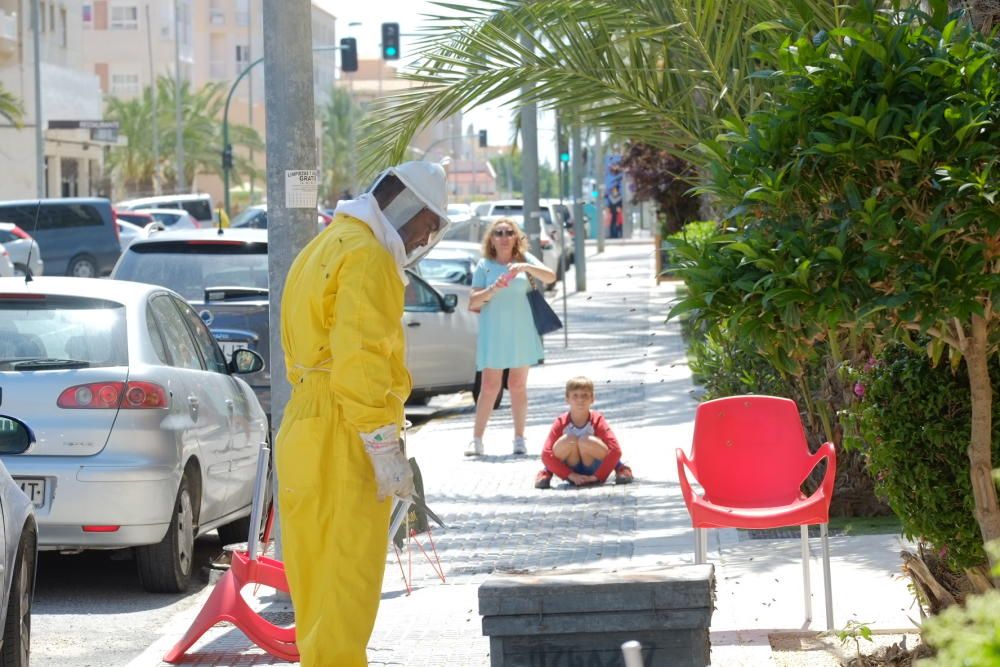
top-left (0, 450), bottom-right (36, 665)
top-left (0, 278), bottom-right (268, 593)
top-left (0, 224), bottom-right (44, 277)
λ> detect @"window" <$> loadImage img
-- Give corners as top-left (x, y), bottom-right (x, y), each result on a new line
top-left (145, 303), bottom-right (169, 364)
top-left (209, 0), bottom-right (224, 25)
top-left (110, 5), bottom-right (138, 29)
top-left (149, 295), bottom-right (202, 370)
top-left (37, 204), bottom-right (104, 231)
top-left (236, 45), bottom-right (250, 75)
top-left (111, 73), bottom-right (140, 97)
top-left (174, 298), bottom-right (228, 374)
top-left (405, 275), bottom-right (442, 312)
top-left (59, 8), bottom-right (67, 46)
top-left (235, 0), bottom-right (249, 26)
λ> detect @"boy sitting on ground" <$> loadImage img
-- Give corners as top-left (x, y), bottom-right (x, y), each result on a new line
top-left (535, 376), bottom-right (633, 489)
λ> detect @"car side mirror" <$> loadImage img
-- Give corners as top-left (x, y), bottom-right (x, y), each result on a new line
top-left (442, 293), bottom-right (459, 313)
top-left (229, 348), bottom-right (264, 374)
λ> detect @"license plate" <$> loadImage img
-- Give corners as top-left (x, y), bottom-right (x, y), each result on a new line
top-left (219, 341), bottom-right (249, 360)
top-left (15, 478), bottom-right (46, 508)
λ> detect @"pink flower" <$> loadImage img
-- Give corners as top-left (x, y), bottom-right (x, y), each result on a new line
top-left (854, 382), bottom-right (865, 398)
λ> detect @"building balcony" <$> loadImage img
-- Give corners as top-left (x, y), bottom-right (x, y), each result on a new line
top-left (0, 10), bottom-right (17, 56)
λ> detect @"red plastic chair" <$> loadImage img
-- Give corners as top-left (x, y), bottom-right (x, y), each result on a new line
top-left (676, 395), bottom-right (836, 629)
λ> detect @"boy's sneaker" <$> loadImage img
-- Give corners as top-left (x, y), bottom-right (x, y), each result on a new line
top-left (513, 436), bottom-right (527, 456)
top-left (614, 464), bottom-right (634, 485)
top-left (534, 469), bottom-right (553, 489)
top-left (465, 438), bottom-right (484, 457)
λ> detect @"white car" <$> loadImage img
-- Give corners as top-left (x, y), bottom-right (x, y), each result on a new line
top-left (115, 193), bottom-right (215, 226)
top-left (481, 199), bottom-right (572, 272)
top-left (133, 208), bottom-right (200, 231)
top-left (418, 241), bottom-right (482, 286)
top-left (0, 224), bottom-right (44, 277)
top-left (0, 244), bottom-right (13, 278)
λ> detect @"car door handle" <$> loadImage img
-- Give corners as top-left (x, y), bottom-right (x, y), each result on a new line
top-left (407, 321), bottom-right (421, 328)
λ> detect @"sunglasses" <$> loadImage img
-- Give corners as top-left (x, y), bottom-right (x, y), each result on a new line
top-left (492, 229), bottom-right (517, 238)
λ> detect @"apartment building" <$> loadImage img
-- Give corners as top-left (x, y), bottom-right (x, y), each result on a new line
top-left (0, 0), bottom-right (107, 200)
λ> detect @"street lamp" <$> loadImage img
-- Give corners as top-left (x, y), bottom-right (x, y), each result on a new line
top-left (222, 45), bottom-right (344, 217)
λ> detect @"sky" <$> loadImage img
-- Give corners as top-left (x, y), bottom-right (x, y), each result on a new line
top-left (314, 0), bottom-right (557, 165)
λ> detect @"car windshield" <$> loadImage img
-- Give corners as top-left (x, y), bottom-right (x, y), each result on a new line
top-left (114, 240), bottom-right (269, 301)
top-left (0, 294), bottom-right (128, 367)
top-left (231, 208), bottom-right (266, 228)
top-left (420, 257), bottom-right (472, 285)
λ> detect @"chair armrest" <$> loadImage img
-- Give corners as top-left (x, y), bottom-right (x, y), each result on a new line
top-left (800, 441), bottom-right (837, 499)
top-left (676, 448), bottom-right (699, 508)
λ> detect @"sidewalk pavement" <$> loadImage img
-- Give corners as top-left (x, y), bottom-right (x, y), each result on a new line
top-left (132, 241), bottom-right (919, 667)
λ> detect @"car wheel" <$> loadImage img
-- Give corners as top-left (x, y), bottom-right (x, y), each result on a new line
top-left (67, 255), bottom-right (98, 278)
top-left (136, 475), bottom-right (195, 593)
top-left (216, 516), bottom-right (252, 546)
top-left (2, 528), bottom-right (35, 667)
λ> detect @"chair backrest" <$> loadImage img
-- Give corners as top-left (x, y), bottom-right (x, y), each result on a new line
top-left (690, 395), bottom-right (811, 508)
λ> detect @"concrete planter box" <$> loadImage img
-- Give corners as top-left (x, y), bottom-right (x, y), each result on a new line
top-left (479, 564), bottom-right (714, 667)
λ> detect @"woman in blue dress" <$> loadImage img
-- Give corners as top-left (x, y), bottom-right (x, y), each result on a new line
top-left (466, 218), bottom-right (557, 456)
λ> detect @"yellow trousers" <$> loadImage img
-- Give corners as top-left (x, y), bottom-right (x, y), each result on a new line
top-left (276, 378), bottom-right (392, 666)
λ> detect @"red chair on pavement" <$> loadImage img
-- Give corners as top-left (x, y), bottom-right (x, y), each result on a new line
top-left (676, 395), bottom-right (836, 629)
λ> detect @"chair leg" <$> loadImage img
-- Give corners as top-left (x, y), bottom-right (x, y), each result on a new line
top-left (800, 525), bottom-right (812, 624)
top-left (694, 527), bottom-right (707, 564)
top-left (821, 523), bottom-right (834, 630)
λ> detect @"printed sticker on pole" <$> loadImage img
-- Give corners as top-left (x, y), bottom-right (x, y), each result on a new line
top-left (284, 169), bottom-right (319, 208)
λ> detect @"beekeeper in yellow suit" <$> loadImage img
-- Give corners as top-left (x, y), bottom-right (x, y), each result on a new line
top-left (275, 161), bottom-right (450, 666)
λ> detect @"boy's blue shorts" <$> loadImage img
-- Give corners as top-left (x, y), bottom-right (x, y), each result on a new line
top-left (571, 459), bottom-right (602, 476)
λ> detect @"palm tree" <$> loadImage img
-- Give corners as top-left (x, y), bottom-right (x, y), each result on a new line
top-left (0, 83), bottom-right (23, 127)
top-left (320, 86), bottom-right (364, 201)
top-left (358, 0), bottom-right (844, 177)
top-left (106, 76), bottom-right (263, 196)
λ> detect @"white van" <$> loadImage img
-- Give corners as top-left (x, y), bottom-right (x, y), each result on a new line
top-left (116, 193), bottom-right (215, 225)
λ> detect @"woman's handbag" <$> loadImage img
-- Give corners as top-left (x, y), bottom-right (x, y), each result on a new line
top-left (527, 278), bottom-right (563, 335)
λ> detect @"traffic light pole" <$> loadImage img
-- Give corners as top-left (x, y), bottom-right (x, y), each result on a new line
top-left (222, 45), bottom-right (344, 217)
top-left (571, 124), bottom-right (586, 291)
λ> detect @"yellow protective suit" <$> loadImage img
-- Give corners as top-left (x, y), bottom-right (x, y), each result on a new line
top-left (275, 213), bottom-right (411, 666)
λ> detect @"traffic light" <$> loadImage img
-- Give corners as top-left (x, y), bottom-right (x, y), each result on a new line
top-left (478, 129), bottom-right (487, 148)
top-left (381, 22), bottom-right (400, 60)
top-left (340, 37), bottom-right (358, 73)
top-left (221, 144), bottom-right (233, 170)
top-left (558, 136), bottom-right (570, 164)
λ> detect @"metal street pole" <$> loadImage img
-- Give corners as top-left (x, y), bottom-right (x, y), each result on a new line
top-left (31, 0), bottom-right (43, 198)
top-left (594, 129), bottom-right (605, 253)
top-left (571, 124), bottom-right (586, 291)
top-left (173, 0), bottom-right (184, 193)
top-left (519, 34), bottom-right (541, 259)
top-left (145, 4), bottom-right (160, 195)
top-left (263, 0), bottom-right (316, 455)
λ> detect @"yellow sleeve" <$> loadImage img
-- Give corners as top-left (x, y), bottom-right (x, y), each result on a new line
top-left (327, 245), bottom-right (406, 435)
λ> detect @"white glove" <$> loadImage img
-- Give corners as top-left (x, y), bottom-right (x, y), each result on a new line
top-left (361, 425), bottom-right (414, 501)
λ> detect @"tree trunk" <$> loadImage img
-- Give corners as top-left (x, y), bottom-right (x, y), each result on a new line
top-left (965, 315), bottom-right (1000, 581)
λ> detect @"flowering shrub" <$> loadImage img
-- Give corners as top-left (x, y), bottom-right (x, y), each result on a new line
top-left (843, 344), bottom-right (1000, 569)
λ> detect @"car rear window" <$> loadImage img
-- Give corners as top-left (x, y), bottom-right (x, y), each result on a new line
top-left (181, 200), bottom-right (213, 222)
top-left (114, 240), bottom-right (269, 301)
top-left (0, 294), bottom-right (128, 367)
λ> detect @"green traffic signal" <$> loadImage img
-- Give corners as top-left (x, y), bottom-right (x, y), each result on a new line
top-left (385, 46), bottom-right (397, 57)
top-left (560, 152), bottom-right (570, 163)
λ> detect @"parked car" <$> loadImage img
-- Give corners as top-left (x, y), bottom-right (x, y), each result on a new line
top-left (112, 228), bottom-right (478, 410)
top-left (0, 453), bottom-right (36, 664)
top-left (417, 241), bottom-right (481, 286)
top-left (116, 220), bottom-right (155, 249)
top-left (115, 209), bottom-right (156, 229)
top-left (0, 244), bottom-right (13, 278)
top-left (133, 208), bottom-right (199, 231)
top-left (115, 193), bottom-right (215, 226)
top-left (0, 277), bottom-right (268, 593)
top-left (230, 204), bottom-right (328, 232)
top-left (0, 199), bottom-right (121, 277)
top-left (480, 199), bottom-right (572, 271)
top-left (0, 223), bottom-right (44, 277)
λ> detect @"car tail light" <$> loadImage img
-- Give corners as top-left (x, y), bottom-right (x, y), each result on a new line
top-left (57, 381), bottom-right (168, 409)
top-left (10, 226), bottom-right (31, 240)
top-left (82, 525), bottom-right (120, 532)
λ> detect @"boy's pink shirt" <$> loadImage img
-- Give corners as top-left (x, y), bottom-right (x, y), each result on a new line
top-left (540, 410), bottom-right (622, 482)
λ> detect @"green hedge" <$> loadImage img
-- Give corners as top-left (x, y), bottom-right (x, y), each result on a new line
top-left (844, 345), bottom-right (998, 570)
